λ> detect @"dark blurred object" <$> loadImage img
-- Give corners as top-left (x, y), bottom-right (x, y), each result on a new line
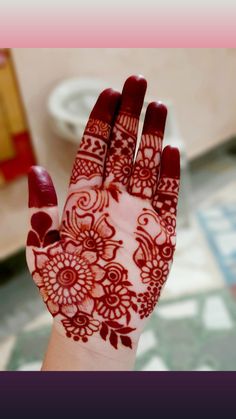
top-left (0, 49), bottom-right (35, 185)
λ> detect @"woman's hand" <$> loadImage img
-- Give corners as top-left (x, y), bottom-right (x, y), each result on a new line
top-left (26, 75), bottom-right (180, 369)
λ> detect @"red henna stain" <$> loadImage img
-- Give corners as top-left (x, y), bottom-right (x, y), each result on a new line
top-left (90, 89), bottom-right (120, 124)
top-left (31, 212), bottom-right (52, 241)
top-left (28, 166), bottom-right (58, 208)
top-left (142, 102), bottom-right (167, 136)
top-left (120, 75), bottom-right (147, 117)
top-left (28, 211), bottom-right (60, 248)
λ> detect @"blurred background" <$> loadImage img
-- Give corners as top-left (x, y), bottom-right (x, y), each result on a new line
top-left (0, 48), bottom-right (236, 370)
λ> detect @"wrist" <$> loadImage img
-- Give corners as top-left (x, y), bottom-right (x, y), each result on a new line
top-left (42, 320), bottom-right (138, 371)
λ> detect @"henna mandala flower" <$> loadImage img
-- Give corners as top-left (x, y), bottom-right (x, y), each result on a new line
top-left (112, 158), bottom-right (132, 185)
top-left (132, 159), bottom-right (157, 188)
top-left (62, 312), bottom-right (100, 342)
top-left (33, 242), bottom-right (106, 318)
top-left (105, 157), bottom-right (132, 185)
top-left (61, 212), bottom-right (122, 262)
top-left (102, 262), bottom-right (128, 286)
top-left (96, 284), bottom-right (132, 320)
top-left (141, 259), bottom-right (169, 284)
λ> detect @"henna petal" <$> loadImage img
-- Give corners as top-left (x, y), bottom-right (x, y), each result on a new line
top-left (32, 272), bottom-right (43, 286)
top-left (78, 297), bottom-right (94, 314)
top-left (27, 231), bottom-right (40, 247)
top-left (91, 264), bottom-right (106, 281)
top-left (76, 213), bottom-right (94, 231)
top-left (82, 250), bottom-right (98, 264)
top-left (34, 252), bottom-right (49, 269)
top-left (47, 300), bottom-right (59, 315)
top-left (102, 243), bottom-right (120, 261)
top-left (40, 287), bottom-right (49, 302)
top-left (95, 215), bottom-right (115, 239)
top-left (30, 211), bottom-right (52, 242)
top-left (61, 304), bottom-right (78, 318)
top-left (48, 242), bottom-right (63, 256)
top-left (64, 241), bottom-right (78, 254)
top-left (90, 283), bottom-right (104, 298)
top-left (43, 230), bottom-right (60, 247)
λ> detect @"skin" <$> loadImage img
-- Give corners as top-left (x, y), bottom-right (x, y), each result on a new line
top-left (26, 75), bottom-right (180, 371)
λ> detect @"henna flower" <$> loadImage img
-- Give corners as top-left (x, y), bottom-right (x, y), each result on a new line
top-left (112, 157), bottom-right (132, 185)
top-left (141, 259), bottom-right (169, 284)
top-left (102, 262), bottom-right (128, 286)
top-left (62, 312), bottom-right (100, 342)
top-left (33, 242), bottom-right (105, 318)
top-left (61, 212), bottom-right (122, 263)
top-left (132, 159), bottom-right (157, 188)
top-left (96, 284), bottom-right (132, 320)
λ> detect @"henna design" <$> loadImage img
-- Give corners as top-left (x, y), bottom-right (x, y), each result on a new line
top-left (62, 312), bottom-right (100, 342)
top-left (61, 211), bottom-right (122, 262)
top-left (133, 208), bottom-right (175, 319)
top-left (30, 205), bottom-right (138, 348)
top-left (70, 119), bottom-right (111, 185)
top-left (153, 176), bottom-right (180, 218)
top-left (27, 212), bottom-right (60, 247)
top-left (129, 134), bottom-right (162, 199)
top-left (105, 112), bottom-right (138, 186)
top-left (70, 158), bottom-right (103, 185)
top-left (64, 184), bottom-right (121, 214)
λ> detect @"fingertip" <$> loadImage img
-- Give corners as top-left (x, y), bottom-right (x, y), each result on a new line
top-left (90, 88), bottom-right (121, 124)
top-left (143, 102), bottom-right (167, 136)
top-left (28, 166), bottom-right (58, 208)
top-left (120, 75), bottom-right (147, 116)
top-left (161, 146), bottom-right (180, 179)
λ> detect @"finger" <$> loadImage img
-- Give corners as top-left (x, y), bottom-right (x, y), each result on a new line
top-left (129, 102), bottom-right (167, 199)
top-left (27, 166), bottom-right (60, 253)
top-left (104, 75), bottom-right (147, 189)
top-left (69, 88), bottom-right (121, 189)
top-left (152, 146), bottom-right (180, 219)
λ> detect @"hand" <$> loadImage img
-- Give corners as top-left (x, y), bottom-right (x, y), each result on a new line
top-left (26, 75), bottom-right (180, 367)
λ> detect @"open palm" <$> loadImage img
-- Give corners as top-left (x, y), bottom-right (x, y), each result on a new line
top-left (26, 76), bottom-right (180, 351)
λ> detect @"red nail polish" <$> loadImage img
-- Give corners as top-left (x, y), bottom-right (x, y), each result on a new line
top-left (28, 166), bottom-right (58, 208)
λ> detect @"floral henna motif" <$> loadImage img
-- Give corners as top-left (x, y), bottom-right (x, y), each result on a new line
top-left (27, 211), bottom-right (60, 247)
top-left (29, 206), bottom-right (138, 349)
top-left (129, 134), bottom-right (162, 199)
top-left (61, 211), bottom-right (122, 262)
top-left (133, 208), bottom-right (175, 319)
top-left (70, 119), bottom-right (111, 185)
top-left (105, 112), bottom-right (138, 185)
top-left (62, 313), bottom-right (100, 342)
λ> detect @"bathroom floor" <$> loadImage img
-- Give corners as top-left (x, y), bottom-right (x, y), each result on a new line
top-left (1, 140), bottom-right (236, 371)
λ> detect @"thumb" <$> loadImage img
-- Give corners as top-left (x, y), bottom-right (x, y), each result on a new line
top-left (26, 166), bottom-right (60, 272)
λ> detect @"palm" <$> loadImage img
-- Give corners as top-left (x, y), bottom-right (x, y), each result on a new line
top-left (27, 76), bottom-right (180, 351)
